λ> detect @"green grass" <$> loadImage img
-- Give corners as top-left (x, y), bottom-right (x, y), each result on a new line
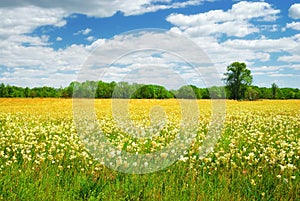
top-left (1, 159), bottom-right (299, 200)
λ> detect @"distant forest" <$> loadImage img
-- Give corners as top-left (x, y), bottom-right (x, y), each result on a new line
top-left (0, 81), bottom-right (299, 100)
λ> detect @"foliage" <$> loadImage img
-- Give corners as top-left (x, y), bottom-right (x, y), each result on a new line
top-left (0, 80), bottom-right (299, 100)
top-left (223, 62), bottom-right (253, 100)
top-left (245, 87), bottom-right (260, 101)
top-left (176, 85), bottom-right (197, 99)
top-left (271, 83), bottom-right (279, 99)
top-left (131, 84), bottom-right (174, 99)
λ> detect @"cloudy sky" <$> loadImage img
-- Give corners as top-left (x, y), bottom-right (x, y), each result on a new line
top-left (0, 0), bottom-right (299, 88)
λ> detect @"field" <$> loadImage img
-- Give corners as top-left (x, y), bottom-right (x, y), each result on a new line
top-left (0, 98), bottom-right (299, 200)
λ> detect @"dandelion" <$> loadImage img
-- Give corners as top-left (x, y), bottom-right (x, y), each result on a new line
top-left (160, 152), bottom-right (168, 159)
top-left (250, 179), bottom-right (256, 186)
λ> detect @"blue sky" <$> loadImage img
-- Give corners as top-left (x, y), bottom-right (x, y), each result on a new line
top-left (0, 0), bottom-right (299, 88)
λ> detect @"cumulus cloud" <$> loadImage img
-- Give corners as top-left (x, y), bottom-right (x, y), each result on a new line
top-left (74, 28), bottom-right (92, 36)
top-left (278, 55), bottom-right (300, 63)
top-left (286, 21), bottom-right (300, 31)
top-left (76, 30), bottom-right (219, 88)
top-left (0, 0), bottom-right (210, 43)
top-left (0, 1), bottom-right (299, 88)
top-left (221, 37), bottom-right (298, 52)
top-left (0, 6), bottom-right (67, 40)
top-left (0, 30), bottom-right (217, 88)
top-left (86, 36), bottom-right (95, 42)
top-left (0, 44), bottom-right (89, 87)
top-left (167, 1), bottom-right (284, 64)
top-left (0, 0), bottom-right (209, 17)
top-left (166, 1), bottom-right (280, 37)
top-left (0, 0), bottom-right (215, 87)
top-left (166, 1), bottom-right (300, 88)
top-left (289, 3), bottom-right (300, 19)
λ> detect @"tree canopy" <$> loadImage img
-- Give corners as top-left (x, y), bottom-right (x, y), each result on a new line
top-left (223, 62), bottom-right (253, 100)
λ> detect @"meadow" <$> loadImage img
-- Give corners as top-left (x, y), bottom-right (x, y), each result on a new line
top-left (0, 98), bottom-right (299, 200)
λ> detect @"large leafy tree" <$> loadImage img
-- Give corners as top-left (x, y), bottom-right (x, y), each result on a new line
top-left (223, 62), bottom-right (253, 100)
top-left (271, 83), bottom-right (279, 99)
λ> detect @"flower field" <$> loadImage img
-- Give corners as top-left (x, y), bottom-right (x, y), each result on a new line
top-left (0, 98), bottom-right (299, 200)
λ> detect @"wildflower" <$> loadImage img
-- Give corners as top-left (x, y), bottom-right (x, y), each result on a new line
top-left (160, 152), bottom-right (168, 159)
top-left (250, 179), bottom-right (256, 186)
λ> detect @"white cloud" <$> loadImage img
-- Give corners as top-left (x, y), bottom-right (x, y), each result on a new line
top-left (0, 0), bottom-right (209, 18)
top-left (286, 21), bottom-right (300, 31)
top-left (269, 73), bottom-right (294, 77)
top-left (0, 1), bottom-right (211, 44)
top-left (0, 30), bottom-right (217, 88)
top-left (0, 0), bottom-right (212, 86)
top-left (0, 33), bottom-right (92, 87)
top-left (289, 3), bottom-right (300, 19)
top-left (75, 28), bottom-right (92, 36)
top-left (86, 36), bottom-right (95, 42)
top-left (251, 66), bottom-right (282, 72)
top-left (278, 55), bottom-right (300, 63)
top-left (0, 1), bottom-right (214, 87)
top-left (115, 0), bottom-right (208, 16)
top-left (0, 1), bottom-right (298, 88)
top-left (75, 31), bottom-right (220, 88)
top-left (0, 6), bottom-right (67, 40)
top-left (260, 24), bottom-right (278, 32)
top-left (221, 37), bottom-right (298, 52)
top-left (166, 2), bottom-right (300, 88)
top-left (166, 1), bottom-right (280, 37)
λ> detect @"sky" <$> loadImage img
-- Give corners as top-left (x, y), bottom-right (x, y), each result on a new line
top-left (0, 0), bottom-right (300, 89)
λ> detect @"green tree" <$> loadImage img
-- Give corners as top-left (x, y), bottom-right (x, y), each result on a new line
top-left (177, 85), bottom-right (196, 99)
top-left (245, 87), bottom-right (259, 101)
top-left (189, 85), bottom-right (202, 99)
top-left (271, 83), bottom-right (279, 99)
top-left (0, 83), bottom-right (5, 97)
top-left (82, 81), bottom-right (98, 98)
top-left (223, 62), bottom-right (253, 100)
top-left (257, 87), bottom-right (272, 99)
top-left (29, 90), bottom-right (37, 98)
top-left (295, 90), bottom-right (300, 99)
top-left (199, 88), bottom-right (210, 99)
top-left (112, 82), bottom-right (132, 98)
top-left (6, 85), bottom-right (14, 97)
top-left (209, 86), bottom-right (226, 99)
top-left (131, 84), bottom-right (173, 99)
top-left (24, 87), bottom-right (30, 98)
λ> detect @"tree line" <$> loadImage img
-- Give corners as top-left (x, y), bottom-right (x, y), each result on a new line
top-left (0, 81), bottom-right (299, 100)
top-left (0, 62), bottom-right (299, 100)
